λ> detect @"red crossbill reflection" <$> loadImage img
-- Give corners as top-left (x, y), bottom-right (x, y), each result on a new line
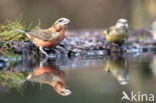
top-left (26, 60), bottom-right (71, 96)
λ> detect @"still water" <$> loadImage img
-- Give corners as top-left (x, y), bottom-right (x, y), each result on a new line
top-left (0, 53), bottom-right (156, 103)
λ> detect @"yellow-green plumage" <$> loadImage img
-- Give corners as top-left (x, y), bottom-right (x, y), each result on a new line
top-left (103, 29), bottom-right (128, 45)
top-left (103, 19), bottom-right (129, 46)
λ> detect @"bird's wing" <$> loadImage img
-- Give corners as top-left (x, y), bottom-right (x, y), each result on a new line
top-left (25, 30), bottom-right (59, 41)
top-left (115, 26), bottom-right (129, 34)
top-left (103, 26), bottom-right (114, 36)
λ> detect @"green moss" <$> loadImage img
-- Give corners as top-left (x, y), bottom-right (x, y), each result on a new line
top-left (0, 17), bottom-right (41, 42)
top-left (0, 42), bottom-right (16, 54)
top-left (0, 17), bottom-right (27, 41)
top-left (0, 17), bottom-right (41, 54)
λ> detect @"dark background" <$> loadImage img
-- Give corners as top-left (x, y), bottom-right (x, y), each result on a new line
top-left (0, 0), bottom-right (156, 29)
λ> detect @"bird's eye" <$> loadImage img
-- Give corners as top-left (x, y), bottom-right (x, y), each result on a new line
top-left (58, 19), bottom-right (63, 22)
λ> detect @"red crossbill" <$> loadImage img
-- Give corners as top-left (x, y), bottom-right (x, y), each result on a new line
top-left (17, 17), bottom-right (70, 57)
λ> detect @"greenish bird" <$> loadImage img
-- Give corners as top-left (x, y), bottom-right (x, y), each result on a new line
top-left (103, 19), bottom-right (129, 46)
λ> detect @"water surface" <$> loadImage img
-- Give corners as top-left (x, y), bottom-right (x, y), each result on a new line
top-left (0, 53), bottom-right (156, 103)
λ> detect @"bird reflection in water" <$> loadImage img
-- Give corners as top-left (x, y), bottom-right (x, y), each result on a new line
top-left (103, 54), bottom-right (129, 85)
top-left (25, 59), bottom-right (71, 96)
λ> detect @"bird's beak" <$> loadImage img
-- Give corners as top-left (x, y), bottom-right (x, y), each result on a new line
top-left (61, 18), bottom-right (71, 26)
top-left (56, 88), bottom-right (72, 96)
top-left (64, 19), bottom-right (71, 26)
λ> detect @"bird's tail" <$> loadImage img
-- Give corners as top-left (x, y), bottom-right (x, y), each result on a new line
top-left (15, 29), bottom-right (26, 33)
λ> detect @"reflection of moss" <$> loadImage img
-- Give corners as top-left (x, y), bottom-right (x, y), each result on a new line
top-left (0, 72), bottom-right (27, 91)
top-left (0, 55), bottom-right (28, 92)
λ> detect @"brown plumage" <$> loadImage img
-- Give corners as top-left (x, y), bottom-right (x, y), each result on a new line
top-left (17, 18), bottom-right (70, 57)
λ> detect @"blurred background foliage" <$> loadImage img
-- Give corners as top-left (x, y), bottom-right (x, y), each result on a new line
top-left (0, 0), bottom-right (155, 29)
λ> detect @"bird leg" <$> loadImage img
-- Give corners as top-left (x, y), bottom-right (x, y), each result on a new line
top-left (39, 46), bottom-right (49, 57)
top-left (39, 58), bottom-right (48, 67)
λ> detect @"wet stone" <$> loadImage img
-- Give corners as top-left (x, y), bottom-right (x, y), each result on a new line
top-left (1, 30), bottom-right (156, 58)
